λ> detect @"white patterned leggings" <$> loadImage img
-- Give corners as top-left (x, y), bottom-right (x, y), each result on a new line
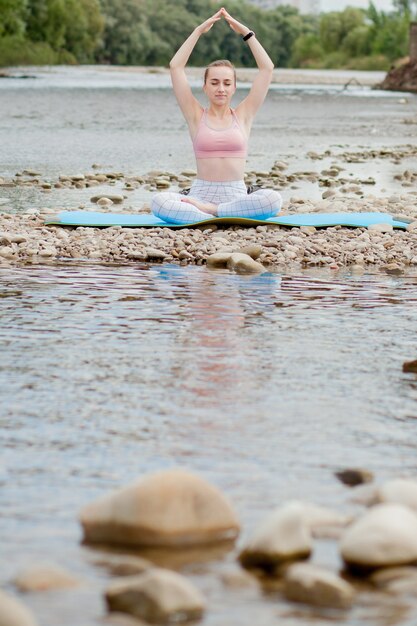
top-left (151, 179), bottom-right (282, 224)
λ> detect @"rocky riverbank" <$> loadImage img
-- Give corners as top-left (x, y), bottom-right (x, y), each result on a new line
top-left (1, 153), bottom-right (417, 272)
top-left (377, 58), bottom-right (417, 93)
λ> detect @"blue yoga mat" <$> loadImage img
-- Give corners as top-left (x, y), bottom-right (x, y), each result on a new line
top-left (44, 211), bottom-right (408, 229)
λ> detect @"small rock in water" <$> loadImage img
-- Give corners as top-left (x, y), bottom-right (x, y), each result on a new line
top-left (80, 468), bottom-right (240, 547)
top-left (0, 590), bottom-right (38, 626)
top-left (94, 554), bottom-right (152, 577)
top-left (206, 252), bottom-right (232, 268)
top-left (376, 479), bottom-right (417, 511)
top-left (283, 563), bottom-right (355, 609)
top-left (97, 198), bottom-right (114, 207)
top-left (91, 194), bottom-right (124, 204)
top-left (340, 504), bottom-right (417, 570)
top-left (403, 359), bottom-right (417, 373)
top-left (335, 468), bottom-right (374, 487)
top-left (14, 563), bottom-right (80, 591)
top-left (227, 253), bottom-right (265, 274)
top-left (239, 502), bottom-right (312, 570)
top-left (105, 569), bottom-right (206, 624)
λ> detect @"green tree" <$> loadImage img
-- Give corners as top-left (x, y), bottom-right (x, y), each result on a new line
top-left (0, 0), bottom-right (27, 37)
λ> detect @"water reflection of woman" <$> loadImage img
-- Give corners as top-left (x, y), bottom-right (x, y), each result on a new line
top-left (151, 7), bottom-right (282, 224)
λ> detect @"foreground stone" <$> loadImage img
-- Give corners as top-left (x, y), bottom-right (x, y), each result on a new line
top-left (335, 468), bottom-right (374, 487)
top-left (80, 468), bottom-right (240, 547)
top-left (340, 503), bottom-right (417, 569)
top-left (14, 563), bottom-right (80, 591)
top-left (94, 554), bottom-right (152, 577)
top-left (403, 359), bottom-right (417, 373)
top-left (105, 569), bottom-right (205, 624)
top-left (376, 478), bottom-right (417, 511)
top-left (0, 590), bottom-right (38, 626)
top-left (283, 563), bottom-right (354, 609)
top-left (227, 253), bottom-right (265, 274)
top-left (239, 502), bottom-right (312, 570)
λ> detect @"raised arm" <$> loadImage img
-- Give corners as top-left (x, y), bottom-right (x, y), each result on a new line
top-left (222, 9), bottom-right (274, 125)
top-left (169, 10), bottom-right (223, 127)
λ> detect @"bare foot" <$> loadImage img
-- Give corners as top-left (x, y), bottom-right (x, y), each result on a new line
top-left (181, 197), bottom-right (218, 216)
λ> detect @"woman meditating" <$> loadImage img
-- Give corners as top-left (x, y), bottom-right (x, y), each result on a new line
top-left (151, 7), bottom-right (282, 224)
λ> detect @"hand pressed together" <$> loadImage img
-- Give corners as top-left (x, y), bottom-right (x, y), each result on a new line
top-left (195, 7), bottom-right (250, 38)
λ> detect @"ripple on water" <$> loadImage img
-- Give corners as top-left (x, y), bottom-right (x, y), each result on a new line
top-left (1, 263), bottom-right (417, 626)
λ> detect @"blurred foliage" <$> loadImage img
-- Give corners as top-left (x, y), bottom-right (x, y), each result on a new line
top-left (0, 0), bottom-right (415, 69)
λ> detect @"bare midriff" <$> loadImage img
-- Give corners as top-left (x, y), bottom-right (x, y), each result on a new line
top-left (196, 157), bottom-right (246, 182)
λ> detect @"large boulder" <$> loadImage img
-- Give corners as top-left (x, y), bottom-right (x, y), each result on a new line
top-left (283, 563), bottom-right (354, 609)
top-left (0, 590), bottom-right (38, 626)
top-left (340, 504), bottom-right (417, 569)
top-left (105, 569), bottom-right (205, 624)
top-left (80, 469), bottom-right (240, 547)
top-left (239, 502), bottom-right (313, 569)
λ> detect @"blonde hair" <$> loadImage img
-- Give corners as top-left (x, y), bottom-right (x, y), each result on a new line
top-left (204, 60), bottom-right (236, 85)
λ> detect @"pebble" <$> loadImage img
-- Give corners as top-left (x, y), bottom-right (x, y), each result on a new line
top-left (335, 468), bottom-right (374, 487)
top-left (283, 563), bottom-right (354, 609)
top-left (80, 468), bottom-right (240, 547)
top-left (340, 503), bottom-right (417, 569)
top-left (105, 569), bottom-right (206, 624)
top-left (0, 590), bottom-right (38, 626)
top-left (376, 478), bottom-right (417, 511)
top-left (227, 253), bottom-right (265, 274)
top-left (91, 194), bottom-right (124, 204)
top-left (14, 563), bottom-right (80, 591)
top-left (403, 359), bottom-right (417, 373)
top-left (239, 502), bottom-right (313, 570)
top-left (93, 555), bottom-right (152, 577)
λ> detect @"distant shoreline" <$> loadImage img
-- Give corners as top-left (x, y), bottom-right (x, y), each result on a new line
top-left (1, 65), bottom-right (387, 87)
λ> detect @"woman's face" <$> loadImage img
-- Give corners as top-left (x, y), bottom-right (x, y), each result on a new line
top-left (204, 67), bottom-right (236, 106)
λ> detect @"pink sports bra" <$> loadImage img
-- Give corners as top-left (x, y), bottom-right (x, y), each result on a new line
top-left (193, 109), bottom-right (247, 159)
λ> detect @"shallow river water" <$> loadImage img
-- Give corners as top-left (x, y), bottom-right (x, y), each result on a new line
top-left (1, 262), bottom-right (417, 625)
top-left (1, 67), bottom-right (417, 625)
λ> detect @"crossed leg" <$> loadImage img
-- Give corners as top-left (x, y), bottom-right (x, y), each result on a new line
top-left (151, 189), bottom-right (282, 225)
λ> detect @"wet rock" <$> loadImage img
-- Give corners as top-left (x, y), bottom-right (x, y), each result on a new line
top-left (340, 504), bottom-right (417, 569)
top-left (290, 502), bottom-right (350, 538)
top-left (283, 563), bottom-right (354, 609)
top-left (14, 563), bottom-right (80, 591)
top-left (227, 253), bottom-right (265, 274)
top-left (105, 569), bottom-right (206, 624)
top-left (219, 568), bottom-right (258, 590)
top-left (97, 198), bottom-right (114, 207)
top-left (335, 468), bottom-right (374, 487)
top-left (370, 565), bottom-right (417, 592)
top-left (237, 244), bottom-right (262, 260)
top-left (206, 252), bottom-right (232, 268)
top-left (91, 195), bottom-right (124, 204)
top-left (144, 248), bottom-right (168, 261)
top-left (0, 590), bottom-right (38, 626)
top-left (80, 468), bottom-right (240, 547)
top-left (403, 359), bottom-right (417, 373)
top-left (376, 479), bottom-right (417, 511)
top-left (239, 502), bottom-right (312, 570)
top-left (94, 555), bottom-right (152, 577)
